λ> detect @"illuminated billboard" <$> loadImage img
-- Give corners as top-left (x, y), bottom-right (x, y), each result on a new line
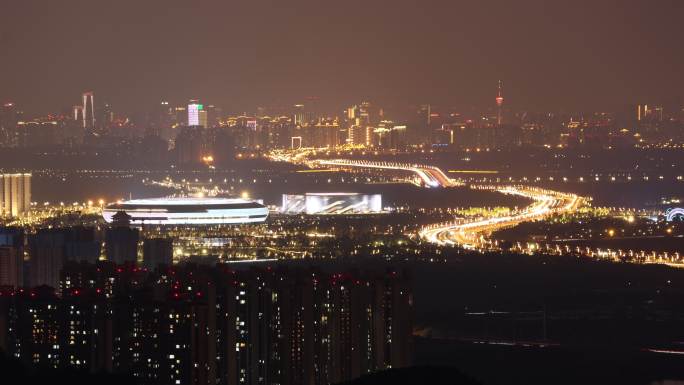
top-left (281, 193), bottom-right (382, 215)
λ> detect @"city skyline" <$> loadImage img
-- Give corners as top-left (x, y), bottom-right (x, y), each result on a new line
top-left (2, 1), bottom-right (684, 115)
top-left (1, 2), bottom-right (684, 384)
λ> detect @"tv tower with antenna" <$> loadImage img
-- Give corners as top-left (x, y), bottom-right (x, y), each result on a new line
top-left (495, 80), bottom-right (504, 126)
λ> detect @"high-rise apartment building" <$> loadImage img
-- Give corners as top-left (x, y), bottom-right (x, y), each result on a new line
top-left (0, 264), bottom-right (413, 385)
top-left (0, 173), bottom-right (31, 218)
top-left (0, 228), bottom-right (24, 288)
top-left (28, 228), bottom-right (67, 289)
top-left (105, 223), bottom-right (139, 265)
top-left (142, 238), bottom-right (173, 269)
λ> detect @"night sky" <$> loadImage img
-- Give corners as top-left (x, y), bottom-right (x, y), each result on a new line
top-left (1, 0), bottom-right (683, 115)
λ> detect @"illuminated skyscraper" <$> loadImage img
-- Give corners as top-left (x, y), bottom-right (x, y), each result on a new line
top-left (347, 105), bottom-right (358, 120)
top-left (349, 125), bottom-right (372, 146)
top-left (294, 104), bottom-right (306, 126)
top-left (637, 104), bottom-right (663, 122)
top-left (82, 91), bottom-right (96, 130)
top-left (198, 109), bottom-right (208, 128)
top-left (174, 106), bottom-right (187, 125)
top-left (358, 101), bottom-right (373, 125)
top-left (0, 173), bottom-right (31, 218)
top-left (188, 100), bottom-right (204, 127)
top-left (73, 105), bottom-right (84, 123)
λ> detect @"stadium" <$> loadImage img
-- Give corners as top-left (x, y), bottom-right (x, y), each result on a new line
top-left (102, 197), bottom-right (269, 225)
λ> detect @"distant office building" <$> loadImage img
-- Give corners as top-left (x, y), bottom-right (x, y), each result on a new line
top-left (174, 106), bottom-right (187, 125)
top-left (373, 121), bottom-right (407, 149)
top-left (635, 104), bottom-right (665, 138)
top-left (82, 91), bottom-right (96, 130)
top-left (637, 104), bottom-right (663, 122)
top-left (411, 104), bottom-right (433, 144)
top-left (147, 100), bottom-right (171, 138)
top-left (188, 102), bottom-right (199, 126)
top-left (294, 103), bottom-right (304, 125)
top-left (302, 120), bottom-right (342, 148)
top-left (98, 102), bottom-right (114, 132)
top-left (199, 109), bottom-right (208, 128)
top-left (188, 101), bottom-right (207, 128)
top-left (349, 125), bottom-right (372, 146)
top-left (282, 193), bottom-right (383, 215)
top-left (345, 102), bottom-right (385, 147)
top-left (175, 126), bottom-right (204, 165)
top-left (73, 105), bottom-right (84, 126)
top-left (142, 238), bottom-right (173, 269)
top-left (0, 173), bottom-right (31, 218)
top-left (357, 101), bottom-right (375, 125)
top-left (204, 104), bottom-right (221, 128)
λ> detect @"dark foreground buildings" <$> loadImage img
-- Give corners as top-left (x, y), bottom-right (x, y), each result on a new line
top-left (0, 263), bottom-right (412, 385)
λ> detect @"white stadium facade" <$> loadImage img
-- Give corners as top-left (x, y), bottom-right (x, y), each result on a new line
top-left (102, 197), bottom-right (269, 225)
top-left (281, 193), bottom-right (382, 215)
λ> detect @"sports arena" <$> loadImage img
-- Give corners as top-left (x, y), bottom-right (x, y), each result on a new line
top-left (103, 197), bottom-right (269, 225)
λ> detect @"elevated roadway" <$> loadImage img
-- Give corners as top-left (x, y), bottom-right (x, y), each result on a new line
top-left (314, 159), bottom-right (460, 188)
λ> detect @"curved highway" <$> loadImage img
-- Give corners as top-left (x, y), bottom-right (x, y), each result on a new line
top-left (266, 149), bottom-right (584, 251)
top-left (266, 150), bottom-right (460, 188)
top-left (420, 185), bottom-right (583, 249)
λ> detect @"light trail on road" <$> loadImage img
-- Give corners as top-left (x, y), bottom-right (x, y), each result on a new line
top-left (266, 149), bottom-right (461, 188)
top-left (266, 149), bottom-right (683, 266)
top-left (420, 185), bottom-right (584, 249)
top-left (314, 158), bottom-right (461, 187)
